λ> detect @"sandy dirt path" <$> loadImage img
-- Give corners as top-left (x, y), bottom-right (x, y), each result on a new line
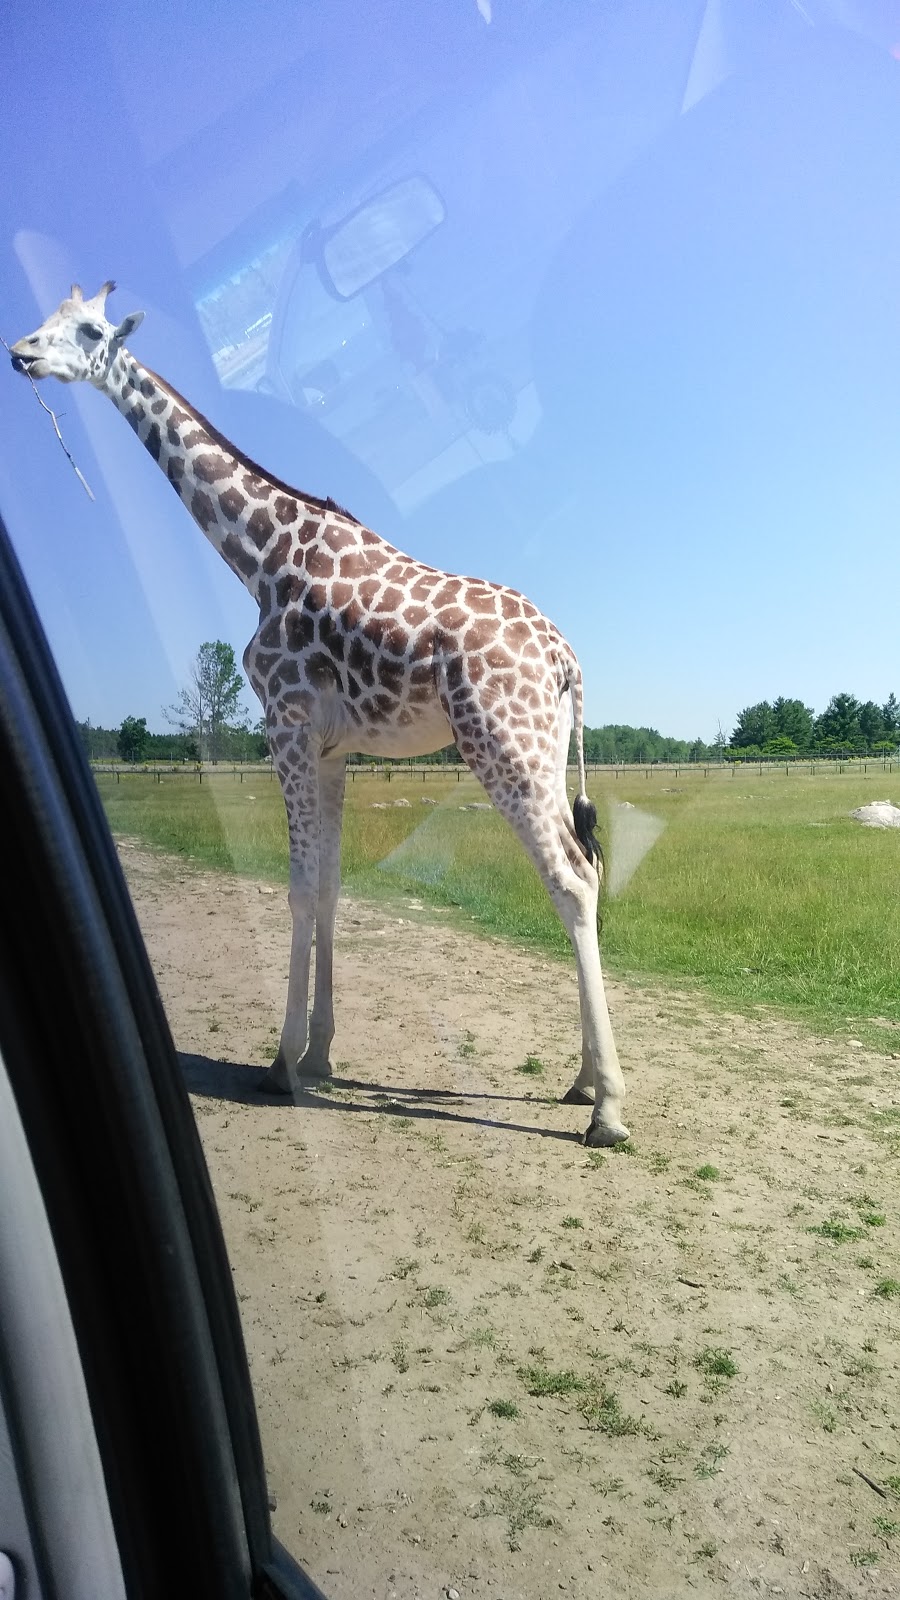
top-left (118, 840), bottom-right (900, 1600)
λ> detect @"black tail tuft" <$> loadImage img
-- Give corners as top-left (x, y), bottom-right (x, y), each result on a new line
top-left (573, 794), bottom-right (603, 875)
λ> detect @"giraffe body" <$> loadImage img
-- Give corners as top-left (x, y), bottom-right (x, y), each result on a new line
top-left (11, 284), bottom-right (628, 1145)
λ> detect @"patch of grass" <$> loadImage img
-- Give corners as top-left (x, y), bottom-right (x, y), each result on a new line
top-left (487, 1399), bottom-right (519, 1419)
top-left (517, 1055), bottom-right (544, 1076)
top-left (467, 1325), bottom-right (497, 1349)
top-left (422, 1286), bottom-right (451, 1308)
top-left (665, 1379), bottom-right (688, 1399)
top-left (579, 1389), bottom-right (643, 1437)
top-left (693, 1348), bottom-right (738, 1380)
top-left (561, 1216), bottom-right (583, 1229)
top-left (393, 1256), bottom-right (420, 1279)
top-left (527, 1247), bottom-right (544, 1264)
top-left (810, 1399), bottom-right (838, 1433)
top-left (874, 1278), bottom-right (900, 1299)
top-left (849, 1549), bottom-right (880, 1568)
top-left (647, 1462), bottom-right (682, 1491)
top-left (481, 1481), bottom-right (553, 1551)
top-left (692, 1540), bottom-right (718, 1561)
top-left (391, 1340), bottom-right (409, 1373)
top-left (695, 1164), bottom-right (720, 1181)
top-left (97, 769), bottom-right (900, 1039)
top-left (862, 1212), bottom-right (886, 1227)
top-left (808, 1217), bottom-right (865, 1244)
top-left (518, 1365), bottom-right (587, 1397)
top-left (873, 1517), bottom-right (900, 1539)
top-left (310, 1498), bottom-right (331, 1515)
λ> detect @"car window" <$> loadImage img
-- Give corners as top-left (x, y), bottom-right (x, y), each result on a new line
top-left (3, 4), bottom-right (900, 1596)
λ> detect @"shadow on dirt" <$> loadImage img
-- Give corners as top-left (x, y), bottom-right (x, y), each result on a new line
top-left (179, 1052), bottom-right (583, 1143)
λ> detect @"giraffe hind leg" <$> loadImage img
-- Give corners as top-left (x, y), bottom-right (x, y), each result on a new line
top-left (474, 766), bottom-right (628, 1145)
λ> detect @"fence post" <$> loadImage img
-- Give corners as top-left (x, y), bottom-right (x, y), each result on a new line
top-left (116, 770), bottom-right (120, 784)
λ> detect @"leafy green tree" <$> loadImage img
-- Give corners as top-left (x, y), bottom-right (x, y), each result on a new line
top-left (730, 701), bottom-right (776, 749)
top-left (858, 700), bottom-right (886, 748)
top-left (814, 692), bottom-right (862, 751)
top-left (117, 714), bottom-right (148, 764)
top-left (883, 692), bottom-right (899, 734)
top-left (771, 697), bottom-right (814, 749)
top-left (762, 735), bottom-right (798, 755)
top-left (165, 641), bottom-right (246, 762)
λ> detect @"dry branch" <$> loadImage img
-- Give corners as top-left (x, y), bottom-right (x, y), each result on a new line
top-left (1, 334), bottom-right (95, 500)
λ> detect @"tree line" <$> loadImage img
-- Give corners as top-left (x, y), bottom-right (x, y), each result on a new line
top-left (77, 641), bottom-right (899, 767)
top-left (729, 693), bottom-right (899, 758)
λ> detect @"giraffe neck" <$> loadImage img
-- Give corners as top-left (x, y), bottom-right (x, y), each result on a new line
top-left (101, 349), bottom-right (333, 603)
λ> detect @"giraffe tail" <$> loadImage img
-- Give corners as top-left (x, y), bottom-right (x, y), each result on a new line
top-left (567, 657), bottom-right (604, 878)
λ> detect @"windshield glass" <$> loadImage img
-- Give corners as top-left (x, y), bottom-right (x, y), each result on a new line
top-left (3, 3), bottom-right (900, 1595)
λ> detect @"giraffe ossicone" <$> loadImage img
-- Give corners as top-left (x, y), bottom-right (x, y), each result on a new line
top-left (11, 283), bottom-right (629, 1147)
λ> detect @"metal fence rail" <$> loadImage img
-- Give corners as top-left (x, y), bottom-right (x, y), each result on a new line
top-left (92, 756), bottom-right (896, 783)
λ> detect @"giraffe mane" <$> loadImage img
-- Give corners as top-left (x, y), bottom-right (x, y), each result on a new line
top-left (140, 364), bottom-right (361, 525)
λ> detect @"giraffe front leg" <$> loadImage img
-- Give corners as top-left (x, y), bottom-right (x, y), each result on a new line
top-left (262, 738), bottom-right (322, 1095)
top-left (298, 757), bottom-right (345, 1078)
top-left (264, 861), bottom-right (317, 1093)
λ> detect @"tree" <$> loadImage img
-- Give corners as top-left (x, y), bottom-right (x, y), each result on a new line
top-left (117, 714), bottom-right (148, 764)
top-left (858, 700), bottom-right (886, 748)
top-left (730, 701), bottom-right (776, 749)
top-left (165, 641), bottom-right (246, 762)
top-left (771, 697), bottom-right (814, 750)
top-left (814, 692), bottom-right (862, 751)
top-left (881, 692), bottom-right (898, 734)
top-left (761, 735), bottom-right (798, 756)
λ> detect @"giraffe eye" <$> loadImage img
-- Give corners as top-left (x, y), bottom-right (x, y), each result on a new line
top-left (81, 322), bottom-right (104, 341)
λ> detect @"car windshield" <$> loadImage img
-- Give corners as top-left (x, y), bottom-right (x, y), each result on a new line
top-left (3, 3), bottom-right (900, 1595)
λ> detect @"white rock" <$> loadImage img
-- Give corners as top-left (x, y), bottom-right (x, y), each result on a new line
top-left (849, 800), bottom-right (900, 828)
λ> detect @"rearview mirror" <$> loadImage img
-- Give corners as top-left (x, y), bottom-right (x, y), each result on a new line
top-left (318, 176), bottom-right (445, 299)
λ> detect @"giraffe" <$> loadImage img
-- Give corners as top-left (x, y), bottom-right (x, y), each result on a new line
top-left (11, 282), bottom-right (629, 1147)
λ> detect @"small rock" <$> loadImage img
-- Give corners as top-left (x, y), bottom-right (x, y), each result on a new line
top-left (848, 1039), bottom-right (863, 1048)
top-left (267, 1490), bottom-right (277, 1511)
top-left (393, 798), bottom-right (411, 807)
top-left (421, 796), bottom-right (438, 805)
top-left (448, 1589), bottom-right (461, 1599)
top-left (337, 1513), bottom-right (348, 1528)
top-left (258, 886), bottom-right (275, 896)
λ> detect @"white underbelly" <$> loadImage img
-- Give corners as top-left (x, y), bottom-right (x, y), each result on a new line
top-left (333, 700), bottom-right (454, 760)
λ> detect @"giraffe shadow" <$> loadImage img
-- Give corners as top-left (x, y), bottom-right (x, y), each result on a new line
top-left (179, 1053), bottom-right (582, 1144)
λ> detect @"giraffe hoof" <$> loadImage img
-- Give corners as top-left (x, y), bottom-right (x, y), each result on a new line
top-left (583, 1119), bottom-right (630, 1148)
top-left (259, 1057), bottom-right (293, 1094)
top-left (560, 1085), bottom-right (594, 1106)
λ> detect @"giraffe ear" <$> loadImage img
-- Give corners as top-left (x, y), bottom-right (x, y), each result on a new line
top-left (112, 311), bottom-right (145, 344)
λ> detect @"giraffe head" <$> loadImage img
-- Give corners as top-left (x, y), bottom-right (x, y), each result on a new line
top-left (9, 281), bottom-right (145, 386)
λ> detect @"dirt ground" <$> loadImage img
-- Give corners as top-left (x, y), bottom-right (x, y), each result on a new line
top-left (118, 840), bottom-right (900, 1600)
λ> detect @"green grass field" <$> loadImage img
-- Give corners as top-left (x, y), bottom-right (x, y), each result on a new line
top-left (96, 765), bottom-right (900, 1044)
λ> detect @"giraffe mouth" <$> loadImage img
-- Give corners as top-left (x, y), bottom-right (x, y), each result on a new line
top-left (11, 353), bottom-right (46, 378)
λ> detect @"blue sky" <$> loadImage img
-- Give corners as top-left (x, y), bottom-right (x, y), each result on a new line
top-left (2, 0), bottom-right (899, 741)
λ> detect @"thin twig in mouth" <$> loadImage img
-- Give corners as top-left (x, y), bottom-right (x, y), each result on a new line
top-left (1, 334), bottom-right (95, 500)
